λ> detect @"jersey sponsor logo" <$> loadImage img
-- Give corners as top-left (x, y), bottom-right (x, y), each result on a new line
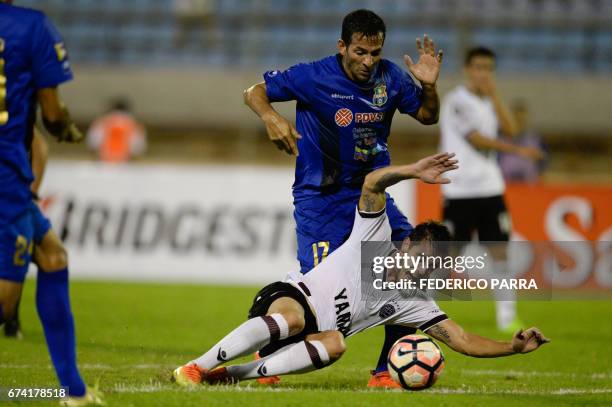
top-left (331, 93), bottom-right (354, 100)
top-left (334, 288), bottom-right (351, 336)
top-left (334, 108), bottom-right (353, 127)
top-left (354, 112), bottom-right (384, 124)
top-left (54, 43), bottom-right (67, 61)
top-left (372, 84), bottom-right (388, 107)
top-left (378, 303), bottom-right (396, 319)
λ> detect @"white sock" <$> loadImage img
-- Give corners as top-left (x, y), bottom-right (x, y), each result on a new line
top-left (491, 261), bottom-right (517, 329)
top-left (190, 313), bottom-right (289, 370)
top-left (226, 340), bottom-right (330, 380)
top-left (496, 300), bottom-right (517, 329)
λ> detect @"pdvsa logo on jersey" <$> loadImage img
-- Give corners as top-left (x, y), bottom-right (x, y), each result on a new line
top-left (355, 112), bottom-right (384, 124)
top-left (372, 84), bottom-right (388, 107)
top-left (335, 108), bottom-right (353, 127)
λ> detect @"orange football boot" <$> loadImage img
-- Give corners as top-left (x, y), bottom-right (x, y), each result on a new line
top-left (367, 370), bottom-right (402, 389)
top-left (204, 367), bottom-right (237, 385)
top-left (172, 363), bottom-right (206, 387)
top-left (254, 352), bottom-right (281, 385)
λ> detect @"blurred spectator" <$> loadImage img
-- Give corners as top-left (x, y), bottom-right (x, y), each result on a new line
top-left (173, 0), bottom-right (215, 48)
top-left (499, 101), bottom-right (547, 183)
top-left (86, 98), bottom-right (147, 163)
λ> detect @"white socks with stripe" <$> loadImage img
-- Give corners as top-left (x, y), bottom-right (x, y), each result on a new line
top-left (190, 313), bottom-right (289, 370)
top-left (226, 340), bottom-right (330, 380)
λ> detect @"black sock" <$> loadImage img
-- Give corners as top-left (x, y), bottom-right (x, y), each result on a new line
top-left (374, 325), bottom-right (416, 373)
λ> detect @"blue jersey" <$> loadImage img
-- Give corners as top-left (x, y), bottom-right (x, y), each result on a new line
top-left (0, 4), bottom-right (72, 222)
top-left (264, 54), bottom-right (422, 200)
top-left (264, 55), bottom-right (422, 273)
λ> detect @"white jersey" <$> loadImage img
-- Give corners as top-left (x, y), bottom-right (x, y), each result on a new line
top-left (285, 208), bottom-right (447, 337)
top-left (440, 85), bottom-right (505, 199)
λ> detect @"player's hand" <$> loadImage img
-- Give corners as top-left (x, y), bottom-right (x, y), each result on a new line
top-left (262, 111), bottom-right (301, 156)
top-left (511, 327), bottom-right (550, 353)
top-left (413, 152), bottom-right (458, 184)
top-left (404, 35), bottom-right (443, 86)
top-left (516, 146), bottom-right (544, 161)
top-left (60, 122), bottom-right (84, 143)
top-left (479, 75), bottom-right (498, 97)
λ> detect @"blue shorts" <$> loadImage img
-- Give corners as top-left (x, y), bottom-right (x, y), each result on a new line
top-left (294, 190), bottom-right (413, 273)
top-left (0, 207), bottom-right (34, 283)
top-left (0, 202), bottom-right (52, 283)
top-left (31, 202), bottom-right (52, 245)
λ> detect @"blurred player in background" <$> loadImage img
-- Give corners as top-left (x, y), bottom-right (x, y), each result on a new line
top-left (0, 2), bottom-right (102, 405)
top-left (172, 153), bottom-right (549, 387)
top-left (244, 9), bottom-right (443, 388)
top-left (439, 47), bottom-right (543, 332)
top-left (86, 97), bottom-right (147, 163)
top-left (499, 100), bottom-right (546, 183)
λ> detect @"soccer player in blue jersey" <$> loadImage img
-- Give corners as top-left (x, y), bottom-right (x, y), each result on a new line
top-left (0, 2), bottom-right (102, 405)
top-left (244, 9), bottom-right (443, 387)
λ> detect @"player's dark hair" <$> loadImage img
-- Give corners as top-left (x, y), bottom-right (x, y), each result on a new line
top-left (410, 220), bottom-right (451, 243)
top-left (341, 9), bottom-right (386, 46)
top-left (464, 46), bottom-right (496, 66)
top-left (409, 221), bottom-right (451, 257)
top-left (110, 97), bottom-right (131, 113)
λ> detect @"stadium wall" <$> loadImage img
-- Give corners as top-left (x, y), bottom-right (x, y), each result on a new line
top-left (37, 162), bottom-right (611, 288)
top-left (63, 67), bottom-right (612, 135)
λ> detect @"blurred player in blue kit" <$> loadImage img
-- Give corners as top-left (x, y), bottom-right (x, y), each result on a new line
top-left (0, 2), bottom-right (102, 405)
top-left (244, 9), bottom-right (443, 387)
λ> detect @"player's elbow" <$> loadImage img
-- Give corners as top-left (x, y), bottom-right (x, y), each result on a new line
top-left (243, 83), bottom-right (265, 106)
top-left (362, 174), bottom-right (377, 193)
top-left (418, 111), bottom-right (439, 125)
top-left (242, 87), bottom-right (252, 105)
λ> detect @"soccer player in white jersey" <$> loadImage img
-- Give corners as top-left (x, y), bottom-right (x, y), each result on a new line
top-left (172, 153), bottom-right (549, 386)
top-left (439, 47), bottom-right (544, 333)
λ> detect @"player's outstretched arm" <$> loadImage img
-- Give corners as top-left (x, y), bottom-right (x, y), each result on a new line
top-left (359, 152), bottom-right (458, 213)
top-left (37, 87), bottom-right (83, 143)
top-left (467, 131), bottom-right (544, 161)
top-left (243, 82), bottom-right (301, 156)
top-left (427, 319), bottom-right (550, 358)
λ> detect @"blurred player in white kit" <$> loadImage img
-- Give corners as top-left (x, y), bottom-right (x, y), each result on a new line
top-left (439, 46), bottom-right (544, 332)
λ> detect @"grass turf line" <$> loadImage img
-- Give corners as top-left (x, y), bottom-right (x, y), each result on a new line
top-left (0, 281), bottom-right (610, 406)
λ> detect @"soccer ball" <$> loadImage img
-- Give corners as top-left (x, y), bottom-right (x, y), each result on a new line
top-left (387, 334), bottom-right (445, 390)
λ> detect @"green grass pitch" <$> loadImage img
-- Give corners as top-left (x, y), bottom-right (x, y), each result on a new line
top-left (1, 281), bottom-right (611, 406)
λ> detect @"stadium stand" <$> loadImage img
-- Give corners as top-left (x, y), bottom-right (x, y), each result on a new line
top-left (17, 0), bottom-right (612, 72)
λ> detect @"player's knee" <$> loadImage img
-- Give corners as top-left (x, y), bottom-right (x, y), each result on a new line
top-left (40, 247), bottom-right (68, 272)
top-left (282, 311), bottom-right (305, 336)
top-left (325, 331), bottom-right (347, 360)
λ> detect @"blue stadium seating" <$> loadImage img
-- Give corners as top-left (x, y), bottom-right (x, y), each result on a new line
top-left (16, 0), bottom-right (612, 72)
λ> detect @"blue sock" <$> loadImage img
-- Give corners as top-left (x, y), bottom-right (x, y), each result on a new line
top-left (374, 325), bottom-right (417, 373)
top-left (36, 268), bottom-right (86, 397)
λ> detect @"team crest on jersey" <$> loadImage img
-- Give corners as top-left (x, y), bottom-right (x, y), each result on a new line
top-left (54, 43), bottom-right (67, 61)
top-left (335, 108), bottom-right (353, 127)
top-left (372, 84), bottom-right (388, 107)
top-left (378, 303), bottom-right (396, 319)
